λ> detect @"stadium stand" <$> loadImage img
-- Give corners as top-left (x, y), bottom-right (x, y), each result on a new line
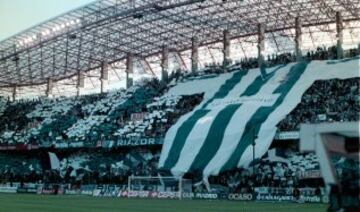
top-left (278, 78), bottom-right (359, 131)
top-left (0, 52), bottom-right (358, 193)
top-left (0, 51), bottom-right (358, 147)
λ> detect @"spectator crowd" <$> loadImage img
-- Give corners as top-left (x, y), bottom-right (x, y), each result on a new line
top-left (0, 46), bottom-right (358, 197)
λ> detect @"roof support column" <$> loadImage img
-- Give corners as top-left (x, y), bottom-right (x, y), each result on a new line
top-left (161, 45), bottom-right (169, 83)
top-left (126, 53), bottom-right (134, 89)
top-left (175, 52), bottom-right (187, 71)
top-left (45, 78), bottom-right (53, 98)
top-left (191, 36), bottom-right (199, 73)
top-left (258, 23), bottom-right (266, 78)
top-left (76, 71), bottom-right (85, 97)
top-left (223, 29), bottom-right (231, 69)
top-left (100, 61), bottom-right (109, 94)
top-left (336, 11), bottom-right (344, 59)
top-left (12, 85), bottom-right (17, 102)
top-left (295, 17), bottom-right (303, 61)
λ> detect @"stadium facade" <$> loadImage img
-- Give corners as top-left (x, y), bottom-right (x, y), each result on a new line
top-left (0, 0), bottom-right (359, 211)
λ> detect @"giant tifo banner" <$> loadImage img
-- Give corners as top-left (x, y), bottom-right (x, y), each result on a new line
top-left (159, 57), bottom-right (359, 178)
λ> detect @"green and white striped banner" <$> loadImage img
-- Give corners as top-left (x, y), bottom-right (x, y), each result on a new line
top-left (158, 57), bottom-right (359, 178)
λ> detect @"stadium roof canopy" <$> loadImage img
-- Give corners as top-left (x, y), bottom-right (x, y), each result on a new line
top-left (0, 0), bottom-right (359, 88)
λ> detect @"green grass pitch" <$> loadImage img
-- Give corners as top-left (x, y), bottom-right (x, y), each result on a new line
top-left (0, 194), bottom-right (327, 212)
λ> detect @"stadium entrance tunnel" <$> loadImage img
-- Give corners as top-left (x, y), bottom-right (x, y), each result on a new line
top-left (300, 122), bottom-right (360, 211)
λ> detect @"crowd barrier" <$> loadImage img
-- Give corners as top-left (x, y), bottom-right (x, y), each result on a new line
top-left (0, 130), bottom-right (303, 151)
top-left (0, 184), bottom-right (327, 203)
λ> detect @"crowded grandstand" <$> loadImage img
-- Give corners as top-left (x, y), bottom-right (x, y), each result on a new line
top-left (0, 0), bottom-right (359, 211)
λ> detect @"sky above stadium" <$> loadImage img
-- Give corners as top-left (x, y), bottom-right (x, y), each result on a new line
top-left (0, 0), bottom-right (94, 41)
